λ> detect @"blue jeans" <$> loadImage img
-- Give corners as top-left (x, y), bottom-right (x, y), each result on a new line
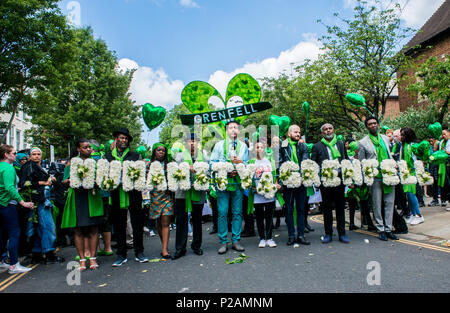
top-left (406, 192), bottom-right (421, 216)
top-left (283, 187), bottom-right (307, 239)
top-left (27, 203), bottom-right (56, 254)
top-left (0, 204), bottom-right (21, 265)
top-left (216, 189), bottom-right (243, 244)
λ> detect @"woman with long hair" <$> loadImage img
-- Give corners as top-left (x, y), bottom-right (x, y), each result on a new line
top-left (0, 145), bottom-right (34, 273)
top-left (400, 127), bottom-right (424, 225)
top-left (61, 139), bottom-right (104, 270)
top-left (149, 143), bottom-right (174, 259)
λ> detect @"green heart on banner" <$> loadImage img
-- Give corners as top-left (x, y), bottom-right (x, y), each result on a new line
top-left (411, 140), bottom-right (431, 162)
top-left (226, 73), bottom-right (261, 106)
top-left (268, 115), bottom-right (291, 136)
top-left (428, 122), bottom-right (442, 140)
top-left (345, 93), bottom-right (365, 107)
top-left (181, 81), bottom-right (224, 113)
top-left (142, 103), bottom-right (167, 131)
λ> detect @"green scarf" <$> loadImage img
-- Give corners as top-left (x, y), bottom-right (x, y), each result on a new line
top-left (183, 148), bottom-right (204, 212)
top-left (402, 142), bottom-right (416, 194)
top-left (223, 137), bottom-right (242, 192)
top-left (61, 188), bottom-right (104, 229)
top-left (288, 137), bottom-right (299, 164)
top-left (369, 133), bottom-right (392, 194)
top-left (112, 147), bottom-right (130, 209)
top-left (438, 139), bottom-right (447, 187)
top-left (321, 135), bottom-right (341, 160)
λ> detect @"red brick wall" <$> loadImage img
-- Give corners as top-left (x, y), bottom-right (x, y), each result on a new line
top-left (397, 32), bottom-right (450, 113)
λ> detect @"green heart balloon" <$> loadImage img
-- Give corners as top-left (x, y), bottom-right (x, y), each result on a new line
top-left (181, 81), bottom-right (224, 113)
top-left (337, 135), bottom-right (344, 142)
top-left (104, 139), bottom-right (114, 154)
top-left (142, 103), bottom-right (166, 131)
top-left (268, 115), bottom-right (291, 136)
top-left (225, 73), bottom-right (261, 105)
top-left (348, 141), bottom-right (358, 152)
top-left (302, 102), bottom-right (310, 115)
top-left (136, 145), bottom-right (147, 159)
top-left (411, 140), bottom-right (430, 162)
top-left (346, 93), bottom-right (365, 107)
top-left (429, 150), bottom-right (448, 165)
top-left (428, 122), bottom-right (442, 140)
top-left (381, 126), bottom-right (390, 134)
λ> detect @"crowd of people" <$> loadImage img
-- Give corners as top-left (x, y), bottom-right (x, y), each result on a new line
top-left (0, 117), bottom-right (449, 274)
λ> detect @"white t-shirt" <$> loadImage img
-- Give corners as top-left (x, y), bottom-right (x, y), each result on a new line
top-left (254, 158), bottom-right (276, 204)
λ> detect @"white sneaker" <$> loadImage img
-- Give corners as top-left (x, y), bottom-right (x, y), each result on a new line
top-left (446, 207), bottom-right (450, 211)
top-left (8, 263), bottom-right (32, 274)
top-left (266, 239), bottom-right (277, 248)
top-left (405, 215), bottom-right (415, 224)
top-left (0, 261), bottom-right (10, 269)
top-left (258, 239), bottom-right (266, 248)
top-left (149, 230), bottom-right (156, 237)
top-left (143, 226), bottom-right (150, 233)
top-left (410, 216), bottom-right (424, 225)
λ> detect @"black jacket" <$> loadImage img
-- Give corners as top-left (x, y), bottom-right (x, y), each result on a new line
top-left (279, 140), bottom-right (309, 165)
top-left (310, 139), bottom-right (348, 168)
top-left (19, 161), bottom-right (50, 204)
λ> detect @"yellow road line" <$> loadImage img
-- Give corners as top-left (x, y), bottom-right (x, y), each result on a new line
top-left (0, 264), bottom-right (38, 292)
top-left (309, 215), bottom-right (450, 254)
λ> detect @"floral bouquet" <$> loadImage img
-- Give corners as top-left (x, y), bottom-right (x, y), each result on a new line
top-left (398, 160), bottom-right (417, 185)
top-left (279, 161), bottom-right (301, 188)
top-left (300, 160), bottom-right (321, 187)
top-left (235, 163), bottom-right (256, 189)
top-left (341, 159), bottom-right (363, 186)
top-left (414, 160), bottom-right (434, 186)
top-left (96, 159), bottom-right (119, 191)
top-left (70, 157), bottom-right (96, 189)
top-left (320, 160), bottom-right (341, 187)
top-left (256, 172), bottom-right (277, 199)
top-left (146, 161), bottom-right (168, 191)
top-left (212, 162), bottom-right (234, 191)
top-left (361, 159), bottom-right (379, 186)
top-left (122, 160), bottom-right (146, 192)
top-left (193, 162), bottom-right (210, 191)
top-left (167, 162), bottom-right (191, 192)
top-left (379, 159), bottom-right (400, 186)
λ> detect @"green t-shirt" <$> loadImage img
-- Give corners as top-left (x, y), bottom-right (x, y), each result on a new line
top-left (0, 161), bottom-right (23, 206)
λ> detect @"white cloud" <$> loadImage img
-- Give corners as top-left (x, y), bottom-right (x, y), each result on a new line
top-left (343, 0), bottom-right (445, 28)
top-left (118, 58), bottom-right (184, 109)
top-left (179, 0), bottom-right (199, 8)
top-left (207, 34), bottom-right (322, 99)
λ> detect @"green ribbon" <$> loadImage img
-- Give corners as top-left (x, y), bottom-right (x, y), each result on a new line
top-left (438, 139), bottom-right (448, 187)
top-left (111, 147), bottom-right (129, 162)
top-left (287, 138), bottom-right (299, 164)
top-left (321, 135), bottom-right (341, 160)
top-left (369, 133), bottom-right (392, 194)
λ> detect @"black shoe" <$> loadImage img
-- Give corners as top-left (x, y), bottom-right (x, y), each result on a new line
top-left (209, 227), bottom-right (218, 235)
top-left (419, 202), bottom-right (425, 208)
top-left (160, 253), bottom-right (173, 260)
top-left (378, 232), bottom-right (388, 241)
top-left (192, 248), bottom-right (203, 255)
top-left (305, 224), bottom-right (314, 232)
top-left (31, 253), bottom-right (43, 264)
top-left (304, 227), bottom-right (309, 233)
top-left (286, 238), bottom-right (295, 246)
top-left (45, 252), bottom-right (65, 263)
top-left (349, 224), bottom-right (359, 231)
top-left (172, 250), bottom-right (186, 260)
top-left (429, 200), bottom-right (439, 207)
top-left (368, 225), bottom-right (377, 232)
top-left (296, 236), bottom-right (311, 245)
top-left (241, 230), bottom-right (256, 238)
top-left (386, 232), bottom-right (399, 240)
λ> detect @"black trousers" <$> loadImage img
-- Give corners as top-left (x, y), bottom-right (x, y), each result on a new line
top-left (242, 195), bottom-right (255, 233)
top-left (110, 190), bottom-right (144, 258)
top-left (254, 201), bottom-right (275, 240)
top-left (175, 199), bottom-right (203, 252)
top-left (320, 185), bottom-right (346, 237)
top-left (347, 198), bottom-right (358, 226)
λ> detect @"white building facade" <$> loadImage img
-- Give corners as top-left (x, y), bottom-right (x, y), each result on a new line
top-left (0, 111), bottom-right (33, 151)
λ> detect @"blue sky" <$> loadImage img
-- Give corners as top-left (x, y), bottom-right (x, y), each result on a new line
top-left (58, 0), bottom-right (445, 145)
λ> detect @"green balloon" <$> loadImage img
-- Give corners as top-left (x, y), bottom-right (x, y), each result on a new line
top-left (302, 101), bottom-right (310, 115)
top-left (411, 140), bottom-right (430, 162)
top-left (346, 93), bottom-right (365, 107)
top-left (268, 115), bottom-right (291, 136)
top-left (181, 81), bottom-right (224, 113)
top-left (225, 73), bottom-right (261, 105)
top-left (428, 122), bottom-right (442, 140)
top-left (104, 139), bottom-right (114, 153)
top-left (348, 141), bottom-right (358, 152)
top-left (142, 103), bottom-right (166, 131)
top-left (136, 145), bottom-right (147, 159)
top-left (337, 135), bottom-right (344, 142)
top-left (381, 126), bottom-right (390, 134)
top-left (429, 150), bottom-right (448, 165)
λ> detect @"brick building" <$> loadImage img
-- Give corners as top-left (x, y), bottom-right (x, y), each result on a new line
top-left (397, 0), bottom-right (450, 112)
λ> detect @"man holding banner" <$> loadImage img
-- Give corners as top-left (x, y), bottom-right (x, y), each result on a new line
top-left (210, 120), bottom-right (249, 254)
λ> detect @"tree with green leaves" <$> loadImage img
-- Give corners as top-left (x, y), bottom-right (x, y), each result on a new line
top-left (25, 27), bottom-right (142, 158)
top-left (406, 55), bottom-right (449, 124)
top-left (0, 0), bottom-right (71, 142)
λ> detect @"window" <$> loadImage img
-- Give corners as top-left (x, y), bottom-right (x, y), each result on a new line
top-left (9, 126), bottom-right (14, 146)
top-left (16, 129), bottom-right (21, 151)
